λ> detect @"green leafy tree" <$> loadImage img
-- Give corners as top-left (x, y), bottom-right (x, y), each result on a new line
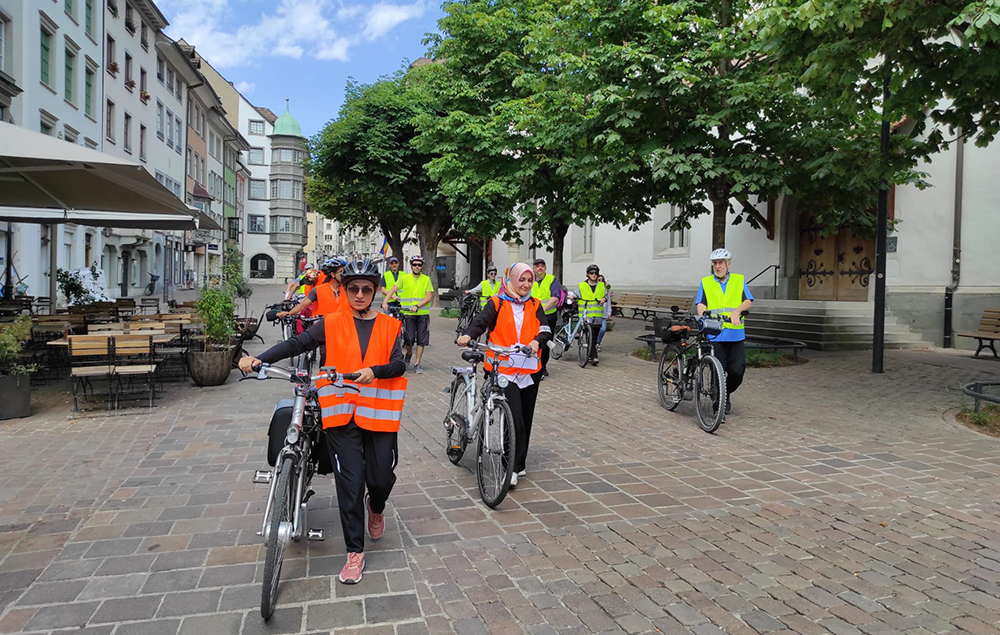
top-left (307, 69), bottom-right (452, 268)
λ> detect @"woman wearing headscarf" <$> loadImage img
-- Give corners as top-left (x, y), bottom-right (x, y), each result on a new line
top-left (456, 263), bottom-right (551, 487)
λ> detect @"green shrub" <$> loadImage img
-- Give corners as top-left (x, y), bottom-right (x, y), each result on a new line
top-left (195, 287), bottom-right (236, 349)
top-left (0, 315), bottom-right (36, 376)
top-left (745, 350), bottom-right (805, 368)
top-left (440, 308), bottom-right (460, 318)
top-left (631, 346), bottom-right (654, 361)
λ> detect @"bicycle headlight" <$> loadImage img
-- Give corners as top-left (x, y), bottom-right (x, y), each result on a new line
top-left (285, 427), bottom-right (300, 446)
top-left (497, 375), bottom-right (510, 388)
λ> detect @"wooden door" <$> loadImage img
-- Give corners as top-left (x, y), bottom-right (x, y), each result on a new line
top-left (798, 220), bottom-right (874, 301)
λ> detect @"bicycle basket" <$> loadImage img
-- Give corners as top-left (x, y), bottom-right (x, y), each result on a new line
top-left (699, 318), bottom-right (724, 336)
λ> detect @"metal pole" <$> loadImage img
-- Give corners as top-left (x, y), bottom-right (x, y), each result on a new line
top-left (872, 59), bottom-right (891, 373)
top-left (48, 224), bottom-right (58, 315)
top-left (3, 222), bottom-right (13, 299)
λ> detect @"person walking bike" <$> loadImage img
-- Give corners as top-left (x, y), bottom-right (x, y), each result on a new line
top-left (695, 248), bottom-right (753, 417)
top-left (596, 274), bottom-right (613, 352)
top-left (465, 265), bottom-right (502, 309)
top-left (530, 258), bottom-right (562, 378)
top-left (240, 259), bottom-right (407, 585)
top-left (283, 264), bottom-right (318, 301)
top-left (382, 255), bottom-right (434, 374)
top-left (381, 257), bottom-right (403, 314)
top-left (577, 264), bottom-right (606, 365)
top-left (457, 262), bottom-right (550, 487)
top-left (279, 258), bottom-right (349, 319)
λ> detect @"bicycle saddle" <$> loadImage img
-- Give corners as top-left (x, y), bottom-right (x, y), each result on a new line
top-left (461, 350), bottom-right (485, 363)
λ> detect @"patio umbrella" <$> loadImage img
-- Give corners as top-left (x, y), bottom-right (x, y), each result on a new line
top-left (0, 121), bottom-right (219, 307)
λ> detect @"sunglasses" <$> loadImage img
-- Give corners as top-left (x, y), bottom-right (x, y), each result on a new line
top-left (411, 263), bottom-right (423, 268)
top-left (346, 285), bottom-right (375, 297)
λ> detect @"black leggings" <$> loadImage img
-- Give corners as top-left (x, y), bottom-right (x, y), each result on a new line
top-left (711, 340), bottom-right (746, 396)
top-left (539, 314), bottom-right (558, 371)
top-left (503, 374), bottom-right (541, 473)
top-left (587, 322), bottom-right (601, 360)
top-left (324, 421), bottom-right (398, 553)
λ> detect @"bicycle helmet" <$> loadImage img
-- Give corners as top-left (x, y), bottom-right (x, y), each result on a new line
top-left (487, 265), bottom-right (497, 274)
top-left (321, 257), bottom-right (345, 274)
top-left (710, 248), bottom-right (732, 261)
top-left (586, 264), bottom-right (600, 275)
top-left (340, 259), bottom-right (381, 287)
top-left (410, 254), bottom-right (424, 265)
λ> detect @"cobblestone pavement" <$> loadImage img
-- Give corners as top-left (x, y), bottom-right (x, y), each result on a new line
top-left (1, 286), bottom-right (999, 634)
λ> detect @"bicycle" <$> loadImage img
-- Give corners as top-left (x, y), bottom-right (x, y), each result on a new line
top-left (264, 301), bottom-right (318, 372)
top-left (443, 340), bottom-right (533, 508)
top-left (656, 309), bottom-right (740, 433)
top-left (548, 298), bottom-right (599, 368)
top-left (144, 274), bottom-right (160, 296)
top-left (247, 363), bottom-right (360, 620)
top-left (455, 293), bottom-right (480, 336)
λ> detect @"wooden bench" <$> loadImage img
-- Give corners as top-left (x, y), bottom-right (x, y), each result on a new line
top-left (958, 308), bottom-right (1000, 358)
top-left (612, 293), bottom-right (653, 319)
top-left (68, 335), bottom-right (115, 412)
top-left (112, 334), bottom-right (157, 409)
top-left (646, 295), bottom-right (694, 318)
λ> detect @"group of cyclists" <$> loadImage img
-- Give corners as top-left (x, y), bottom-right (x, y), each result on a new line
top-left (240, 247), bottom-right (751, 588)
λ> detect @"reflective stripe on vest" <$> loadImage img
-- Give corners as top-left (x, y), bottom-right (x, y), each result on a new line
top-left (531, 274), bottom-right (557, 315)
top-left (701, 274), bottom-right (745, 331)
top-left (400, 273), bottom-right (433, 316)
top-left (382, 270), bottom-right (401, 301)
top-left (577, 281), bottom-right (606, 320)
top-left (315, 312), bottom-right (408, 431)
top-left (315, 283), bottom-right (349, 317)
top-left (479, 278), bottom-right (502, 308)
top-left (484, 296), bottom-right (542, 375)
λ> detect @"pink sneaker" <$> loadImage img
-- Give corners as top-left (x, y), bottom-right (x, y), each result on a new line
top-left (338, 552), bottom-right (365, 584)
top-left (367, 495), bottom-right (385, 541)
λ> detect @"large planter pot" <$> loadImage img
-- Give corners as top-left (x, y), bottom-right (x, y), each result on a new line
top-left (186, 347), bottom-right (234, 387)
top-left (0, 375), bottom-right (31, 419)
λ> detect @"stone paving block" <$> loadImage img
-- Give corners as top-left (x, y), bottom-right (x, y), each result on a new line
top-left (90, 594), bottom-right (163, 623)
top-left (179, 612), bottom-right (242, 635)
top-left (305, 599), bottom-right (364, 630)
top-left (240, 607), bottom-right (303, 635)
top-left (22, 601), bottom-right (100, 631)
top-left (156, 588), bottom-right (222, 617)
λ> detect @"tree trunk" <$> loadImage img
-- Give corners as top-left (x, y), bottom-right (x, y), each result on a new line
top-left (550, 220), bottom-right (569, 282)
top-left (711, 194), bottom-right (728, 250)
top-left (416, 220), bottom-right (441, 303)
top-left (379, 221), bottom-right (405, 262)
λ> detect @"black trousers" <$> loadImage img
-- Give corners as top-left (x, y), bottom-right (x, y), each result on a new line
top-left (504, 374), bottom-right (542, 473)
top-left (540, 314), bottom-right (558, 372)
top-left (324, 420), bottom-right (398, 553)
top-left (587, 322), bottom-right (601, 360)
top-left (711, 340), bottom-right (746, 396)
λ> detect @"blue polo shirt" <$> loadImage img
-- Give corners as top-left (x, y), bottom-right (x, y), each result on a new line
top-left (694, 276), bottom-right (754, 342)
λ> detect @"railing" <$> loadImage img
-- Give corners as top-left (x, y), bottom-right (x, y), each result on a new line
top-left (748, 264), bottom-right (779, 299)
top-left (961, 381), bottom-right (1000, 413)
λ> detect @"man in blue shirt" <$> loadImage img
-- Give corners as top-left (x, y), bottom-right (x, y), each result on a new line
top-left (695, 248), bottom-right (754, 415)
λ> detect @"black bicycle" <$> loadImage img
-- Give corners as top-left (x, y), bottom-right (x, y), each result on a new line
top-left (144, 273), bottom-right (160, 296)
top-left (455, 293), bottom-right (480, 336)
top-left (248, 363), bottom-right (359, 620)
top-left (656, 309), bottom-right (739, 433)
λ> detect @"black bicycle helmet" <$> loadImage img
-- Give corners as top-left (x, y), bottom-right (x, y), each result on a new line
top-left (586, 264), bottom-right (600, 275)
top-left (321, 257), bottom-right (345, 275)
top-left (340, 259), bottom-right (381, 287)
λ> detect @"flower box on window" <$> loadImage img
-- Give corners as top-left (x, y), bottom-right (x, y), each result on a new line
top-left (140, 90), bottom-right (150, 103)
top-left (125, 19), bottom-right (137, 34)
top-left (107, 0), bottom-right (119, 17)
top-left (107, 61), bottom-right (120, 75)
top-left (125, 78), bottom-right (137, 90)
top-left (141, 37), bottom-right (149, 50)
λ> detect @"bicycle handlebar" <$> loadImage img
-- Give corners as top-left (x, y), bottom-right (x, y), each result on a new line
top-left (250, 362), bottom-right (361, 384)
top-left (463, 340), bottom-right (535, 357)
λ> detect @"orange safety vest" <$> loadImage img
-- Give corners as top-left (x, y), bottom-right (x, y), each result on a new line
top-left (484, 296), bottom-right (542, 375)
top-left (316, 312), bottom-right (408, 432)
top-left (315, 283), bottom-right (350, 316)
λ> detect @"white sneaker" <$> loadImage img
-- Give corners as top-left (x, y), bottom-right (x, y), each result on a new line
top-left (509, 472), bottom-right (518, 487)
top-left (517, 470), bottom-right (526, 477)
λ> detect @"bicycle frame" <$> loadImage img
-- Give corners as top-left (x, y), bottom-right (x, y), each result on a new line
top-left (451, 356), bottom-right (506, 453)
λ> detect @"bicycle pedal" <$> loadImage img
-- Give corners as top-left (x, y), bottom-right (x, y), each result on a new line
top-left (252, 470), bottom-right (272, 484)
top-left (307, 528), bottom-right (325, 541)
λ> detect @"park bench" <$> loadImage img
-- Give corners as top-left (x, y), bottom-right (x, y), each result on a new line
top-left (646, 295), bottom-right (694, 318)
top-left (612, 293), bottom-right (653, 319)
top-left (957, 308), bottom-right (1000, 358)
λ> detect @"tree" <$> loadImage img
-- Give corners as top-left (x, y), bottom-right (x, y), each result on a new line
top-left (306, 70), bottom-right (452, 267)
top-left (418, 0), bottom-right (656, 278)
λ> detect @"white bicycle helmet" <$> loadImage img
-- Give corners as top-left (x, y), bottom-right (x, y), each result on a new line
top-left (710, 248), bottom-right (732, 261)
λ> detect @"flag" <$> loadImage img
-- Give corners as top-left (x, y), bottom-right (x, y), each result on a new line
top-left (381, 238), bottom-right (391, 258)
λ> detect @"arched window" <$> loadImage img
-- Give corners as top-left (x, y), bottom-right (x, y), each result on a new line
top-left (250, 253), bottom-right (275, 279)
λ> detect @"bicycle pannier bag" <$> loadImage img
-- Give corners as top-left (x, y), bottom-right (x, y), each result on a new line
top-left (266, 399), bottom-right (334, 474)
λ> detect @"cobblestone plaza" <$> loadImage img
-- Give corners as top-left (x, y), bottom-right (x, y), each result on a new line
top-left (1, 287), bottom-right (998, 634)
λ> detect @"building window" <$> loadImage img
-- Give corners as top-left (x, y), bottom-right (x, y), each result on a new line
top-left (140, 23), bottom-right (148, 50)
top-left (156, 101), bottom-right (164, 139)
top-left (84, 65), bottom-right (95, 117)
top-left (123, 112), bottom-right (131, 152)
top-left (165, 67), bottom-right (174, 96)
top-left (40, 28), bottom-right (53, 86)
top-left (273, 148), bottom-right (293, 163)
top-left (140, 67), bottom-right (146, 93)
top-left (248, 147), bottom-right (264, 164)
top-left (40, 121), bottom-right (53, 136)
top-left (106, 100), bottom-right (115, 142)
top-left (227, 218), bottom-right (239, 242)
top-left (249, 120), bottom-right (264, 135)
top-left (156, 56), bottom-right (164, 84)
top-left (175, 74), bottom-right (182, 99)
top-left (124, 52), bottom-right (132, 86)
top-left (63, 126), bottom-right (78, 144)
top-left (84, 0), bottom-right (94, 37)
top-left (249, 179), bottom-right (266, 199)
top-left (65, 0), bottom-right (74, 19)
top-left (124, 4), bottom-right (134, 31)
top-left (166, 109), bottom-right (173, 147)
top-left (106, 35), bottom-right (115, 73)
top-left (174, 116), bottom-right (182, 151)
top-left (0, 19), bottom-right (6, 74)
top-left (199, 158), bottom-right (205, 185)
top-left (186, 147), bottom-right (192, 177)
top-left (248, 215), bottom-right (266, 233)
top-left (653, 204), bottom-right (690, 256)
top-left (270, 179), bottom-right (293, 199)
top-left (64, 48), bottom-right (76, 103)
top-left (139, 124), bottom-right (146, 161)
top-left (270, 216), bottom-right (292, 233)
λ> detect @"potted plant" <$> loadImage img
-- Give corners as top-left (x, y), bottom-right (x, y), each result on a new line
top-left (107, 0), bottom-right (119, 17)
top-left (140, 90), bottom-right (150, 103)
top-left (125, 18), bottom-right (136, 33)
top-left (107, 61), bottom-right (120, 76)
top-left (125, 78), bottom-right (136, 90)
top-left (0, 316), bottom-right (35, 419)
top-left (187, 285), bottom-right (238, 386)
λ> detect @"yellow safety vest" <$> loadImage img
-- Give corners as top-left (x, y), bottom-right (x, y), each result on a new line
top-left (382, 270), bottom-right (401, 301)
top-left (577, 282), bottom-right (606, 320)
top-left (479, 278), bottom-right (502, 308)
top-left (700, 274), bottom-right (745, 332)
top-left (531, 273), bottom-right (557, 316)
top-left (399, 273), bottom-right (434, 316)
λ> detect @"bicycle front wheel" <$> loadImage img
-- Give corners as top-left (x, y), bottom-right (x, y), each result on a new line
top-left (657, 345), bottom-right (684, 411)
top-left (577, 323), bottom-right (591, 368)
top-left (549, 332), bottom-right (566, 360)
top-left (694, 355), bottom-right (726, 433)
top-left (477, 399), bottom-right (515, 508)
top-left (261, 456), bottom-right (294, 620)
top-left (445, 375), bottom-right (470, 465)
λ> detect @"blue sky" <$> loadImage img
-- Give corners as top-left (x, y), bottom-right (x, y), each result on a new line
top-left (158, 0), bottom-right (446, 138)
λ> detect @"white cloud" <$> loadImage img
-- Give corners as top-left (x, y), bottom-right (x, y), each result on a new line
top-left (159, 0), bottom-right (428, 69)
top-left (234, 81), bottom-right (255, 93)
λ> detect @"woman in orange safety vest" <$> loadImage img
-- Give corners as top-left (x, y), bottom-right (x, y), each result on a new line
top-left (240, 259), bottom-right (406, 586)
top-left (455, 262), bottom-right (551, 489)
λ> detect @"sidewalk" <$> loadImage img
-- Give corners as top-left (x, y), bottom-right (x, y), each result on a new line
top-left (0, 288), bottom-right (998, 634)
